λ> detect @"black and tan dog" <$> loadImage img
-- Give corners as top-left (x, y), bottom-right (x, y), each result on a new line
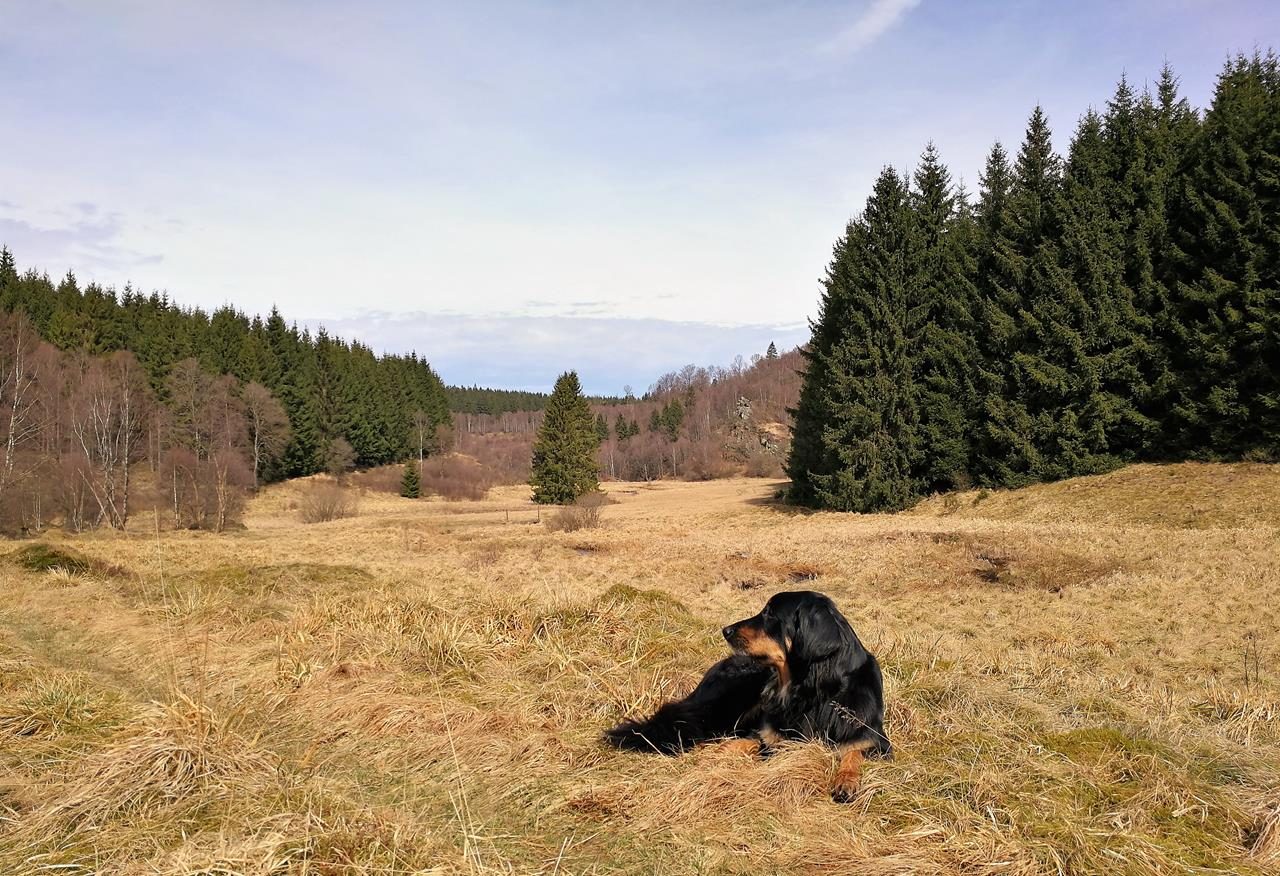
top-left (604, 591), bottom-right (891, 802)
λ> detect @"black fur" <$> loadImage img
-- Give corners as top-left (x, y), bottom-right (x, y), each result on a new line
top-left (602, 654), bottom-right (770, 754)
top-left (726, 590), bottom-right (893, 760)
top-left (605, 591), bottom-right (891, 762)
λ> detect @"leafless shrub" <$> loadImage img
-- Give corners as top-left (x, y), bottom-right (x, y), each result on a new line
top-left (743, 448), bottom-right (784, 478)
top-left (546, 491), bottom-right (610, 532)
top-left (299, 482), bottom-right (359, 523)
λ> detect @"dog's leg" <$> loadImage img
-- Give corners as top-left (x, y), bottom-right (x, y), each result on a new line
top-left (715, 737), bottom-right (764, 757)
top-left (831, 744), bottom-right (865, 803)
top-left (756, 724), bottom-right (786, 757)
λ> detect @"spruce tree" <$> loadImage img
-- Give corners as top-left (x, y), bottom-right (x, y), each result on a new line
top-left (766, 341), bottom-right (778, 360)
top-left (1133, 66), bottom-right (1201, 445)
top-left (977, 108), bottom-right (1092, 485)
top-left (530, 371), bottom-right (600, 504)
top-left (1164, 52), bottom-right (1279, 458)
top-left (400, 460), bottom-right (421, 498)
top-left (595, 412), bottom-right (609, 444)
top-left (970, 141), bottom-right (1019, 484)
top-left (788, 167), bottom-right (924, 511)
top-left (911, 143), bottom-right (981, 490)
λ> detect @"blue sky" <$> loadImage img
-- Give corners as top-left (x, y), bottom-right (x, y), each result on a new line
top-left (1, 1), bottom-right (1275, 393)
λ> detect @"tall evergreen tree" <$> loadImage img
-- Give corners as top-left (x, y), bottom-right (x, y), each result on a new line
top-left (788, 167), bottom-right (924, 511)
top-left (1133, 66), bottom-right (1201, 444)
top-left (530, 371), bottom-right (600, 504)
top-left (1163, 52), bottom-right (1279, 457)
top-left (911, 143), bottom-right (981, 490)
top-left (976, 107), bottom-right (1107, 485)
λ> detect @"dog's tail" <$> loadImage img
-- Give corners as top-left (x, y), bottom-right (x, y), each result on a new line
top-left (603, 654), bottom-right (770, 755)
top-left (601, 705), bottom-right (700, 755)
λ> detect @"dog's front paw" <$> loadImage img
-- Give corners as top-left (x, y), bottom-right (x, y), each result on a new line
top-left (830, 777), bottom-right (860, 803)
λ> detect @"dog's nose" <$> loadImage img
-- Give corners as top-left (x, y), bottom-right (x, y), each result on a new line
top-left (722, 625), bottom-right (735, 641)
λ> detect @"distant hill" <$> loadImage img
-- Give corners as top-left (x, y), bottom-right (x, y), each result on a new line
top-left (451, 347), bottom-right (803, 484)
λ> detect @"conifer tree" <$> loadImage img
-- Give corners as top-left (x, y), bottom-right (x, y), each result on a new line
top-left (595, 412), bottom-right (609, 444)
top-left (766, 341), bottom-right (778, 359)
top-left (1164, 52), bottom-right (1279, 457)
top-left (400, 459), bottom-right (421, 498)
top-left (976, 108), bottom-right (1083, 484)
top-left (660, 399), bottom-right (684, 441)
top-left (530, 371), bottom-right (600, 504)
top-left (1130, 65), bottom-right (1200, 443)
top-left (788, 167), bottom-right (924, 511)
top-left (911, 143), bottom-right (981, 490)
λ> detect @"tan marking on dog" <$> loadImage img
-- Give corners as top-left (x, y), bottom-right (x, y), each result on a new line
top-left (716, 738), bottom-right (763, 758)
top-left (736, 625), bottom-right (791, 688)
top-left (758, 725), bottom-right (786, 747)
top-left (831, 745), bottom-right (865, 803)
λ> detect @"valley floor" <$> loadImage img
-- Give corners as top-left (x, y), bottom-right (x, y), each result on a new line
top-left (2, 463), bottom-right (1279, 874)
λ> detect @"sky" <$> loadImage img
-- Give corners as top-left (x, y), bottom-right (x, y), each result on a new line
top-left (1, 1), bottom-right (1276, 394)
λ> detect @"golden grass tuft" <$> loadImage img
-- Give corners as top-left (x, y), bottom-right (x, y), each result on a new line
top-left (70, 705), bottom-right (257, 809)
top-left (0, 672), bottom-right (128, 740)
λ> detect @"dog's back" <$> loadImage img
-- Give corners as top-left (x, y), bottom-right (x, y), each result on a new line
top-left (603, 654), bottom-right (770, 754)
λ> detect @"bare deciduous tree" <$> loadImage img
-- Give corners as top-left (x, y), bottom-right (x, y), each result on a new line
top-left (412, 408), bottom-right (433, 463)
top-left (70, 351), bottom-right (151, 529)
top-left (242, 382), bottom-right (290, 488)
top-left (324, 437), bottom-right (356, 479)
top-left (0, 312), bottom-right (46, 506)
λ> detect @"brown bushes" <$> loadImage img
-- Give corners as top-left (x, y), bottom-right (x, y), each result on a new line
top-left (333, 455), bottom-right (498, 502)
top-left (420, 454), bottom-right (493, 500)
top-left (546, 491), bottom-right (611, 532)
top-left (298, 482), bottom-right (359, 523)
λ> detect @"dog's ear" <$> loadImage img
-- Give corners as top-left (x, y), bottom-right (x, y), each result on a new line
top-left (786, 600), bottom-right (851, 664)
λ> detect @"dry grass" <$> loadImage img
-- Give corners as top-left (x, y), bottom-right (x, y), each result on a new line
top-left (0, 465), bottom-right (1277, 874)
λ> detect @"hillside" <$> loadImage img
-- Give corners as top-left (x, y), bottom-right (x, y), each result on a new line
top-left (453, 348), bottom-right (803, 484)
top-left (910, 462), bottom-right (1280, 530)
top-left (2, 463), bottom-right (1277, 873)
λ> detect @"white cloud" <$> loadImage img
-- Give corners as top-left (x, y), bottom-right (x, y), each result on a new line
top-left (302, 311), bottom-right (808, 395)
top-left (820, 0), bottom-right (923, 55)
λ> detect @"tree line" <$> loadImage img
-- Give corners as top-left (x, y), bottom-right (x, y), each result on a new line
top-left (0, 254), bottom-right (452, 532)
top-left (446, 384), bottom-right (625, 415)
top-left (788, 54), bottom-right (1279, 512)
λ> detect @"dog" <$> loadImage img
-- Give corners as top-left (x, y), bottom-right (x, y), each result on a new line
top-left (604, 590), bottom-right (891, 802)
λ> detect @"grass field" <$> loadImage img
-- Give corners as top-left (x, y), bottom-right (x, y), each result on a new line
top-left (2, 463), bottom-right (1278, 875)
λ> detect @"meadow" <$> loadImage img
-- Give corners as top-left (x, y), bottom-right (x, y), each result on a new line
top-left (1, 463), bottom-right (1278, 875)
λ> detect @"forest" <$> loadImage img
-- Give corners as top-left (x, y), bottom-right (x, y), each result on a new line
top-left (446, 385), bottom-right (625, 415)
top-left (0, 257), bottom-right (451, 533)
top-left (0, 239), bottom-right (797, 533)
top-left (789, 54), bottom-right (1280, 511)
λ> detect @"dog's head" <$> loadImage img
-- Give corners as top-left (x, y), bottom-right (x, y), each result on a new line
top-left (722, 591), bottom-right (865, 673)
